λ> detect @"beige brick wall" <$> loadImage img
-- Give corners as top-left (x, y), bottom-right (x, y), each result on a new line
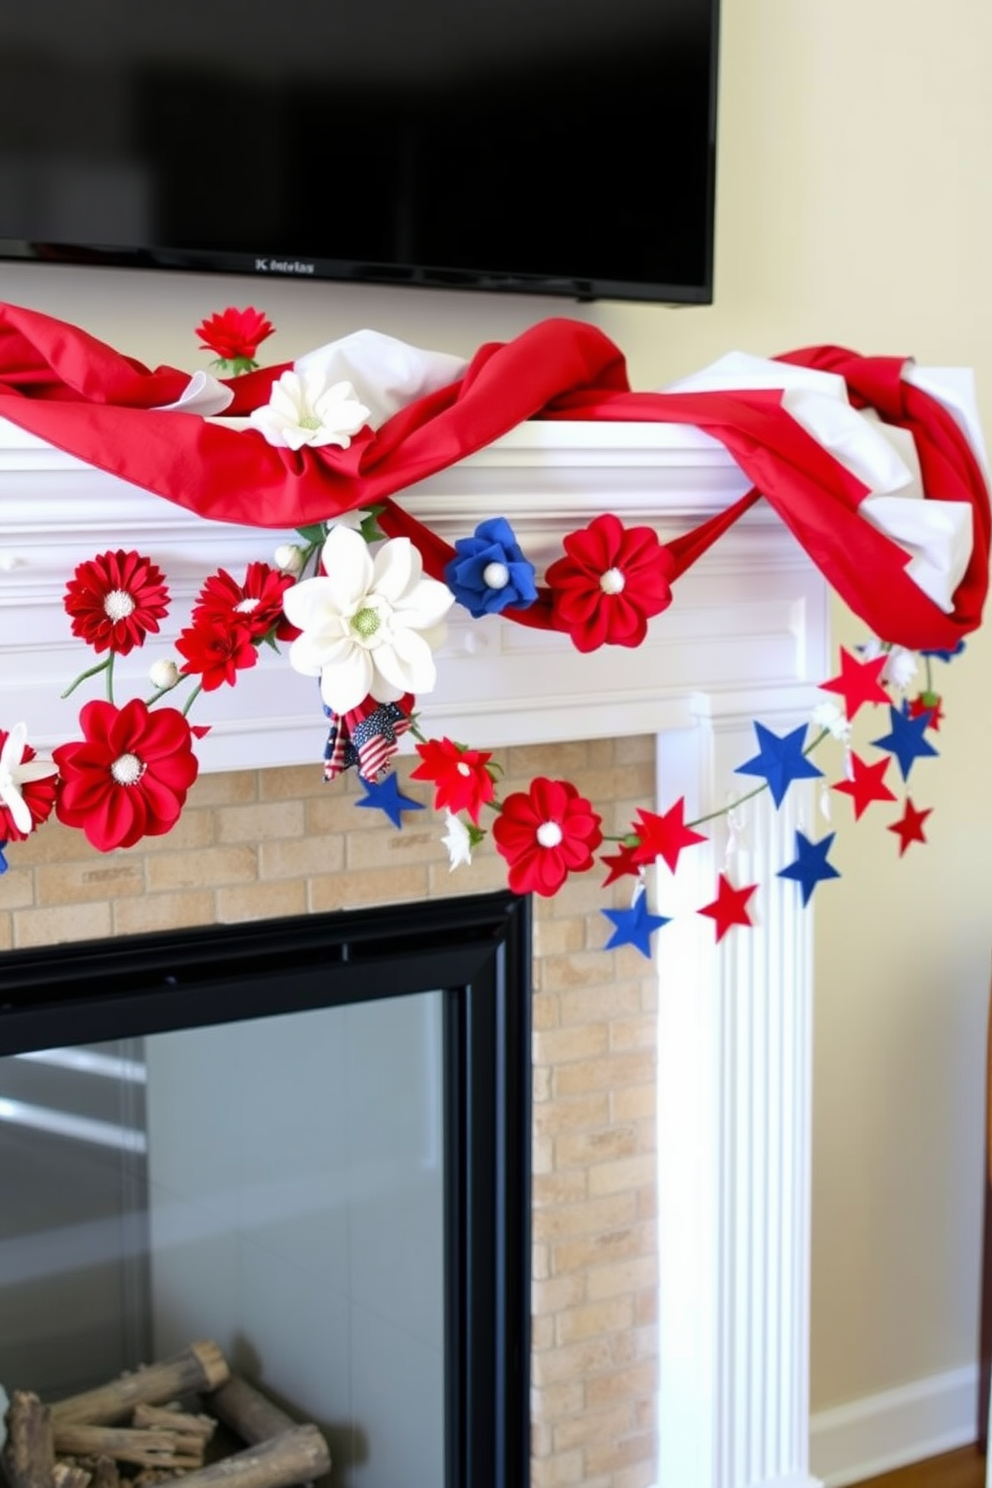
top-left (0, 736), bottom-right (660, 1488)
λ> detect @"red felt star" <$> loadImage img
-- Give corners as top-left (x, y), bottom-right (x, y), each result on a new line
top-left (887, 797), bottom-right (933, 855)
top-left (831, 752), bottom-right (897, 820)
top-left (600, 841), bottom-right (643, 886)
top-left (907, 693), bottom-right (944, 731)
top-left (630, 799), bottom-right (707, 872)
top-left (697, 873), bottom-right (758, 941)
top-left (818, 647), bottom-right (890, 721)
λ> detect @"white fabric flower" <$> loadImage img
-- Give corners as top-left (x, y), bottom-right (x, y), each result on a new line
top-left (441, 810), bottom-right (473, 870)
top-left (249, 369), bottom-right (371, 450)
top-left (149, 658), bottom-right (180, 690)
top-left (274, 542), bottom-right (307, 575)
top-left (860, 638), bottom-right (919, 690)
top-left (811, 700), bottom-right (851, 742)
top-left (283, 526), bottom-right (454, 714)
top-left (0, 722), bottom-right (58, 835)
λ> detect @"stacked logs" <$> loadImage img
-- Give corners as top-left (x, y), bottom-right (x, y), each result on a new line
top-left (1, 1343), bottom-right (331, 1488)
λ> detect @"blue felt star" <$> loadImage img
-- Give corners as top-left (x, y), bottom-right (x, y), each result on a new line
top-left (355, 774), bottom-right (425, 829)
top-left (870, 704), bottom-right (939, 781)
top-left (777, 830), bottom-right (841, 905)
top-left (734, 722), bottom-right (824, 807)
top-left (602, 893), bottom-right (671, 958)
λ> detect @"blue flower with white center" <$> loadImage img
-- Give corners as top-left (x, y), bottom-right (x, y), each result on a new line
top-left (444, 517), bottom-right (538, 618)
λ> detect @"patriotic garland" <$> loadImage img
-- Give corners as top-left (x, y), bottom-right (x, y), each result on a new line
top-left (0, 305), bottom-right (987, 956)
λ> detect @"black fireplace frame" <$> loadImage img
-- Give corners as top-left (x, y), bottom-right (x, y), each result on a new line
top-left (0, 889), bottom-right (533, 1488)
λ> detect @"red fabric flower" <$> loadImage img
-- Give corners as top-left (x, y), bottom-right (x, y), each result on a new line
top-left (193, 562), bottom-right (299, 642)
top-left (175, 618), bottom-right (258, 691)
top-left (545, 513), bottom-right (674, 653)
top-left (53, 699), bottom-right (199, 851)
top-left (0, 724), bottom-right (58, 841)
top-left (492, 776), bottom-right (603, 896)
top-left (195, 307), bottom-right (275, 363)
top-left (410, 737), bottom-right (496, 825)
top-left (63, 550), bottom-right (170, 655)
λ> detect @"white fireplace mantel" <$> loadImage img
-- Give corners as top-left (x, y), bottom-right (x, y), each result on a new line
top-left (0, 417), bottom-right (829, 1488)
top-left (0, 416), bottom-right (826, 767)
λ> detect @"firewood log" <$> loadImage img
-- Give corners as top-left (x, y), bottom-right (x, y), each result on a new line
top-left (90, 1457), bottom-right (119, 1488)
top-left (50, 1427), bottom-right (203, 1470)
top-left (150, 1425), bottom-right (330, 1488)
top-left (202, 1380), bottom-right (294, 1449)
top-left (130, 1408), bottom-right (215, 1444)
top-left (50, 1346), bottom-right (229, 1427)
top-left (51, 1463), bottom-right (92, 1488)
top-left (1, 1390), bottom-right (55, 1488)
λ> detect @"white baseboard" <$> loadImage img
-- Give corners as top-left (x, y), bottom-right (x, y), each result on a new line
top-left (809, 1365), bottom-right (981, 1488)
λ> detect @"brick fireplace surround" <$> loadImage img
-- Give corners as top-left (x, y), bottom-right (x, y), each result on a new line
top-left (0, 736), bottom-right (661, 1488)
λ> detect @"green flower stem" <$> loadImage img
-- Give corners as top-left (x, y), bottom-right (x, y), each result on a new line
top-left (181, 681), bottom-right (203, 718)
top-left (602, 726), bottom-right (833, 844)
top-left (60, 656), bottom-right (111, 699)
top-left (105, 654), bottom-right (115, 703)
top-left (686, 727), bottom-right (829, 830)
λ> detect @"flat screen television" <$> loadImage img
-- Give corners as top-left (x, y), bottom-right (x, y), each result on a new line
top-left (0, 0), bottom-right (719, 306)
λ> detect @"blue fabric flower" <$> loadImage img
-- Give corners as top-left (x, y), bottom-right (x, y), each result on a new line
top-left (444, 517), bottom-right (538, 618)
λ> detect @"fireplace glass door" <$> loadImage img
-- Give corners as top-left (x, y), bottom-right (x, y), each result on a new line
top-left (0, 891), bottom-right (531, 1488)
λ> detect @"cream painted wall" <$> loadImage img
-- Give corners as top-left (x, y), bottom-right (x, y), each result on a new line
top-left (2, 0), bottom-right (990, 1418)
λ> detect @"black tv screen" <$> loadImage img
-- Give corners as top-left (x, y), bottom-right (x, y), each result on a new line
top-left (0, 0), bottom-right (719, 305)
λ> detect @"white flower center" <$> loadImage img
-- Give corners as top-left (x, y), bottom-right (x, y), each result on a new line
top-left (298, 413), bottom-right (322, 431)
top-left (351, 605), bottom-right (381, 640)
top-left (482, 561), bottom-right (510, 590)
top-left (536, 820), bottom-right (563, 849)
top-left (599, 567), bottom-right (626, 595)
top-left (110, 752), bottom-right (144, 786)
top-left (457, 761), bottom-right (473, 777)
top-left (234, 596), bottom-right (261, 614)
top-left (104, 589), bottom-right (136, 621)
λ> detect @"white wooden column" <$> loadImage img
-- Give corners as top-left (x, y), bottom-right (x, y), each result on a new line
top-left (655, 695), bottom-right (824, 1488)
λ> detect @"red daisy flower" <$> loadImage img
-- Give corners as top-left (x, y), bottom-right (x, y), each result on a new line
top-left (52, 699), bottom-right (199, 851)
top-left (195, 306), bottom-right (275, 363)
top-left (0, 723), bottom-right (58, 842)
top-left (410, 737), bottom-right (496, 825)
top-left (492, 776), bottom-right (603, 896)
top-left (193, 562), bottom-right (299, 642)
top-left (545, 513), bottom-right (674, 653)
top-left (63, 550), bottom-right (170, 656)
top-left (175, 618), bottom-right (258, 691)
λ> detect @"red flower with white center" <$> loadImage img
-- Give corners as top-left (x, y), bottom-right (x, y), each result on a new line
top-left (492, 776), bottom-right (603, 896)
top-left (410, 737), bottom-right (496, 825)
top-left (195, 306), bottom-right (275, 364)
top-left (0, 723), bottom-right (58, 841)
top-left (175, 618), bottom-right (259, 691)
top-left (52, 699), bottom-right (199, 851)
top-left (193, 563), bottom-right (299, 642)
top-left (63, 550), bottom-right (170, 656)
top-left (544, 513), bottom-right (674, 653)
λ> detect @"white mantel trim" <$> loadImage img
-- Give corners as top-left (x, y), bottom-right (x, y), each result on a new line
top-left (0, 418), bottom-right (825, 767)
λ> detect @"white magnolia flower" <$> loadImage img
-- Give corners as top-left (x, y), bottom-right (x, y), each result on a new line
top-left (811, 700), bottom-right (851, 742)
top-left (441, 810), bottom-right (473, 871)
top-left (0, 722), bottom-right (58, 835)
top-left (283, 526), bottom-right (454, 715)
top-left (249, 368), bottom-right (371, 450)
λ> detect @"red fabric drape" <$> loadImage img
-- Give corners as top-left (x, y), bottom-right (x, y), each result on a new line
top-left (0, 302), bottom-right (987, 653)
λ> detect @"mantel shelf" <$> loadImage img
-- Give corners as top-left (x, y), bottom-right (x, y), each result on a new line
top-left (0, 417), bottom-right (828, 770)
